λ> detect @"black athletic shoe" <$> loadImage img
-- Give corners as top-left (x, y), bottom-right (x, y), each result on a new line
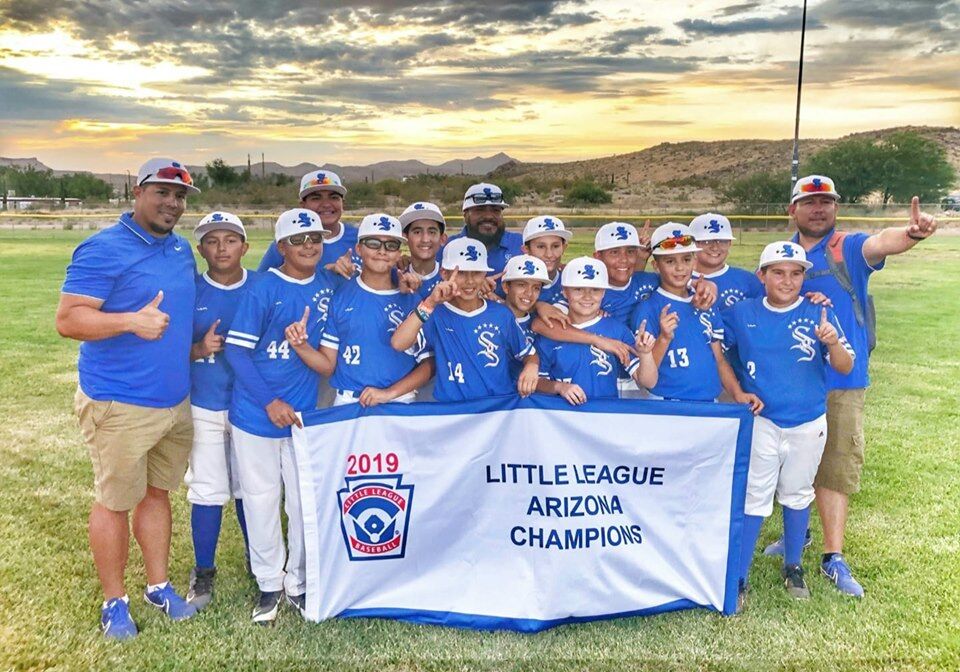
top-left (186, 566), bottom-right (216, 610)
top-left (286, 592), bottom-right (306, 617)
top-left (782, 563), bottom-right (811, 599)
top-left (252, 590), bottom-right (284, 625)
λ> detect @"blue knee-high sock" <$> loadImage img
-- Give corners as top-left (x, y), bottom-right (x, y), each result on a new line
top-left (783, 505), bottom-right (811, 567)
top-left (739, 514), bottom-right (766, 584)
top-left (234, 499), bottom-right (250, 555)
top-left (191, 504), bottom-right (224, 569)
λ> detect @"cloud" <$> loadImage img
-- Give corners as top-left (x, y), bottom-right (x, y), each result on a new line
top-left (597, 26), bottom-right (662, 55)
top-left (677, 8), bottom-right (824, 36)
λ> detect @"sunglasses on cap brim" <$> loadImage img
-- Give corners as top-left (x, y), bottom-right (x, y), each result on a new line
top-left (467, 194), bottom-right (504, 205)
top-left (141, 166), bottom-right (194, 186)
top-left (654, 235), bottom-right (696, 251)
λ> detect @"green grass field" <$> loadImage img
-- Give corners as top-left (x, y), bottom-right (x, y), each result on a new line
top-left (1, 227), bottom-right (958, 671)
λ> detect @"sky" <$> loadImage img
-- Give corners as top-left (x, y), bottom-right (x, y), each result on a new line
top-left (0, 0), bottom-right (957, 173)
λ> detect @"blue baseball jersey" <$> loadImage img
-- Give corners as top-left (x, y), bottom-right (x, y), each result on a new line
top-left (415, 261), bottom-right (444, 300)
top-left (191, 270), bottom-right (259, 412)
top-left (509, 314), bottom-right (537, 380)
top-left (443, 228), bottom-right (524, 275)
top-left (793, 230), bottom-right (883, 390)
top-left (556, 271), bottom-right (659, 326)
top-left (723, 297), bottom-right (852, 427)
top-left (420, 300), bottom-right (534, 402)
top-left (61, 213), bottom-right (196, 408)
top-left (695, 265), bottom-right (763, 311)
top-left (538, 273), bottom-right (564, 306)
top-left (537, 316), bottom-right (640, 400)
top-left (631, 288), bottom-right (723, 402)
top-left (321, 278), bottom-right (432, 394)
top-left (257, 222), bottom-right (360, 273)
top-left (225, 267), bottom-right (342, 438)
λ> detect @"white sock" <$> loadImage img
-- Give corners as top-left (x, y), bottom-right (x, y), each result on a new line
top-left (146, 580), bottom-right (170, 594)
top-left (103, 595), bottom-right (129, 609)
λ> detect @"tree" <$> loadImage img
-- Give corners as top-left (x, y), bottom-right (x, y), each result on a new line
top-left (205, 159), bottom-right (241, 188)
top-left (563, 180), bottom-right (612, 206)
top-left (720, 171), bottom-right (792, 210)
top-left (876, 131), bottom-right (957, 204)
top-left (805, 138), bottom-right (884, 203)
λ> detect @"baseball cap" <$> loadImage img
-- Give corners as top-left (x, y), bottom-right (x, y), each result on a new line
top-left (441, 237), bottom-right (493, 272)
top-left (791, 175), bottom-right (840, 205)
top-left (136, 158), bottom-right (200, 195)
top-left (275, 208), bottom-right (327, 242)
top-left (651, 223), bottom-right (701, 256)
top-left (399, 201), bottom-right (445, 232)
top-left (299, 169), bottom-right (347, 200)
top-left (758, 241), bottom-right (813, 270)
top-left (689, 213), bottom-right (735, 241)
top-left (561, 256), bottom-right (610, 289)
top-left (594, 222), bottom-right (640, 252)
top-left (194, 211), bottom-right (246, 242)
top-left (522, 215), bottom-right (573, 243)
top-left (502, 254), bottom-right (550, 283)
top-left (358, 213), bottom-right (404, 240)
top-left (462, 183), bottom-right (508, 211)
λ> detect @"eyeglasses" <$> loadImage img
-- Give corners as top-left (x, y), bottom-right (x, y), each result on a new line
top-left (141, 166), bottom-right (193, 186)
top-left (360, 238), bottom-right (402, 252)
top-left (654, 235), bottom-right (696, 250)
top-left (284, 232), bottom-right (326, 246)
top-left (467, 193), bottom-right (504, 205)
top-left (799, 179), bottom-right (834, 194)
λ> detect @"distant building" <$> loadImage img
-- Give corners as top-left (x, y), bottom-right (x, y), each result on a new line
top-left (1, 196), bottom-right (84, 210)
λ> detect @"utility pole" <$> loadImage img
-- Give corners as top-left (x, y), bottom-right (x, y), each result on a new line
top-left (790, 0), bottom-right (809, 194)
top-left (261, 152), bottom-right (265, 179)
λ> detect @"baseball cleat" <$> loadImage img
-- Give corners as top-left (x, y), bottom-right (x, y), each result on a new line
top-left (782, 564), bottom-right (810, 599)
top-left (252, 590), bottom-right (284, 626)
top-left (286, 592), bottom-right (306, 617)
top-left (144, 582), bottom-right (198, 621)
top-left (186, 566), bottom-right (217, 610)
top-left (821, 554), bottom-right (864, 598)
top-left (101, 597), bottom-right (138, 640)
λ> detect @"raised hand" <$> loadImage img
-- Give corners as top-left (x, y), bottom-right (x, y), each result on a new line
top-left (195, 318), bottom-right (223, 358)
top-left (285, 306), bottom-right (310, 346)
top-left (635, 319), bottom-right (656, 354)
top-left (428, 267), bottom-right (460, 307)
top-left (907, 196), bottom-right (937, 240)
top-left (814, 307), bottom-right (839, 345)
top-left (398, 269), bottom-right (423, 294)
top-left (328, 251), bottom-right (356, 279)
top-left (480, 271), bottom-right (504, 299)
top-left (659, 304), bottom-right (679, 341)
top-left (130, 290), bottom-right (169, 341)
top-left (691, 277), bottom-right (717, 310)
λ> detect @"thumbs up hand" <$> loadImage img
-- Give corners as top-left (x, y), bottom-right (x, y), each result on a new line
top-left (130, 290), bottom-right (170, 340)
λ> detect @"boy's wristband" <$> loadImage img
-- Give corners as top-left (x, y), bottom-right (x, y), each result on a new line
top-left (415, 303), bottom-right (433, 322)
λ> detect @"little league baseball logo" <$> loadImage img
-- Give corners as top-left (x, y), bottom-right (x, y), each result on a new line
top-left (338, 474), bottom-right (414, 561)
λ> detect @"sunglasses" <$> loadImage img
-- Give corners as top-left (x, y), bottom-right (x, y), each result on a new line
top-left (141, 166), bottom-right (194, 186)
top-left (360, 238), bottom-right (402, 252)
top-left (284, 232), bottom-right (326, 246)
top-left (799, 180), bottom-right (834, 194)
top-left (467, 193), bottom-right (504, 205)
top-left (654, 235), bottom-right (696, 250)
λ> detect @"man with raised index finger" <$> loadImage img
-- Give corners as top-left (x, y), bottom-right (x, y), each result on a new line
top-left (56, 158), bottom-right (201, 639)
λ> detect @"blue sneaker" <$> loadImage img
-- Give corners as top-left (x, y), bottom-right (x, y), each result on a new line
top-left (763, 528), bottom-right (813, 557)
top-left (101, 597), bottom-right (138, 640)
top-left (144, 583), bottom-right (198, 621)
top-left (821, 554), bottom-right (864, 598)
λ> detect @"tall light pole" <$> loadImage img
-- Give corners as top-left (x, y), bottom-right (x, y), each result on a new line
top-left (790, 0), bottom-right (808, 194)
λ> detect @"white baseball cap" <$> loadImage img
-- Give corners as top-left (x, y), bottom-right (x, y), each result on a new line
top-left (594, 222), bottom-right (639, 252)
top-left (358, 213), bottom-right (404, 240)
top-left (651, 222), bottom-right (701, 256)
top-left (561, 256), bottom-right (610, 289)
top-left (758, 241), bottom-right (813, 270)
top-left (299, 169), bottom-right (347, 199)
top-left (522, 215), bottom-right (573, 243)
top-left (441, 237), bottom-right (493, 272)
top-left (462, 182), bottom-right (508, 211)
top-left (791, 175), bottom-right (840, 205)
top-left (136, 158), bottom-right (201, 195)
top-left (399, 201), bottom-right (446, 232)
top-left (194, 211), bottom-right (246, 242)
top-left (689, 213), bottom-right (735, 241)
top-left (502, 254), bottom-right (550, 283)
top-left (275, 208), bottom-right (327, 242)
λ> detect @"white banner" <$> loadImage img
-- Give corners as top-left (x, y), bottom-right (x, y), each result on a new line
top-left (293, 395), bottom-right (752, 632)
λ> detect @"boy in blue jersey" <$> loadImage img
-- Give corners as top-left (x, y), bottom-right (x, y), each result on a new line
top-left (399, 201), bottom-right (447, 299)
top-left (689, 213), bottom-right (763, 310)
top-left (256, 170), bottom-right (360, 277)
top-left (536, 257), bottom-right (657, 405)
top-left (500, 254), bottom-right (550, 380)
top-left (520, 215), bottom-right (573, 317)
top-left (724, 241), bottom-right (854, 603)
top-left (631, 223), bottom-right (761, 407)
top-left (184, 211), bottom-right (255, 610)
top-left (284, 213), bottom-right (435, 407)
top-left (391, 238), bottom-right (539, 401)
top-left (224, 208), bottom-right (343, 625)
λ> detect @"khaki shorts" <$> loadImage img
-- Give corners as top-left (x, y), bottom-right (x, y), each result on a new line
top-left (75, 388), bottom-right (193, 512)
top-left (814, 388), bottom-right (867, 495)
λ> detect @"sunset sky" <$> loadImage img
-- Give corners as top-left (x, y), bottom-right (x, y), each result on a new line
top-left (0, 0), bottom-right (957, 173)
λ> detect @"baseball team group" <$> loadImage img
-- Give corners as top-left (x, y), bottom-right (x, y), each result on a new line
top-left (55, 157), bottom-right (938, 639)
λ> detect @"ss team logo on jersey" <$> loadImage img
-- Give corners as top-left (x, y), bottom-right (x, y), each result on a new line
top-left (475, 322), bottom-right (501, 368)
top-left (589, 345), bottom-right (613, 376)
top-left (721, 288), bottom-right (747, 307)
top-left (788, 317), bottom-right (819, 362)
top-left (312, 288), bottom-right (335, 321)
top-left (338, 474), bottom-right (414, 561)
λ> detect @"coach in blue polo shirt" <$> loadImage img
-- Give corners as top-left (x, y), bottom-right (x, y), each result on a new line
top-left (443, 182), bottom-right (523, 275)
top-left (762, 174), bottom-right (938, 598)
top-left (57, 158), bottom-right (201, 639)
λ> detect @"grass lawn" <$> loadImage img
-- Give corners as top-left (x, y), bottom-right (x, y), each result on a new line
top-left (1, 225), bottom-right (958, 671)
